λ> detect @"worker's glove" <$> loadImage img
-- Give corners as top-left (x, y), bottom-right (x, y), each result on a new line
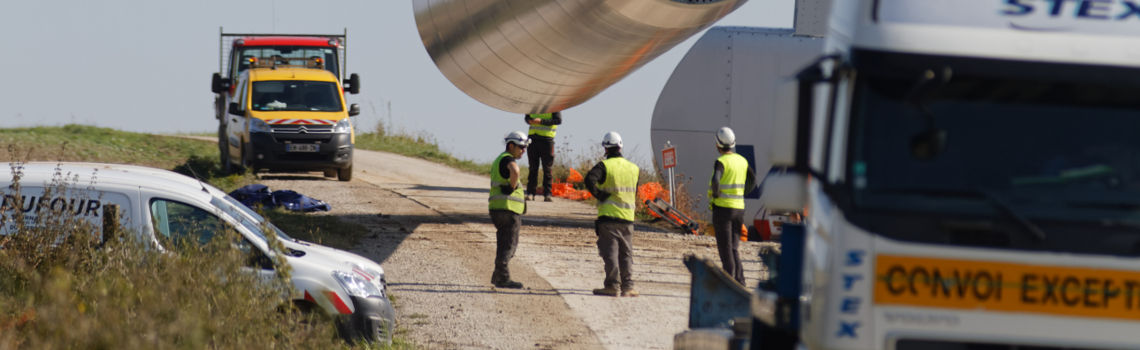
top-left (596, 191), bottom-right (610, 202)
top-left (499, 184), bottom-right (515, 193)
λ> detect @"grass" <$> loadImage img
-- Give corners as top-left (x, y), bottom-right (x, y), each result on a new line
top-left (353, 122), bottom-right (488, 175)
top-left (0, 124), bottom-right (410, 349)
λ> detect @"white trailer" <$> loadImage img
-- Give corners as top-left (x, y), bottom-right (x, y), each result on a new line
top-left (650, 26), bottom-right (822, 224)
top-left (757, 0), bottom-right (1140, 349)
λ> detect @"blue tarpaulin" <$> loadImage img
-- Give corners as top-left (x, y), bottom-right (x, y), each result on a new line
top-left (228, 184), bottom-right (331, 212)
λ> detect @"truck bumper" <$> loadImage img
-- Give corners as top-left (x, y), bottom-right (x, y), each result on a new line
top-left (248, 132), bottom-right (352, 171)
top-left (338, 295), bottom-right (396, 345)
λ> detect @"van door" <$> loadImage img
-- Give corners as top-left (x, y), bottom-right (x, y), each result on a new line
top-left (147, 197), bottom-right (278, 281)
top-left (226, 78), bottom-right (248, 165)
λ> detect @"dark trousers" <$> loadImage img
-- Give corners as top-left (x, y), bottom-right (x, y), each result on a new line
top-left (490, 210), bottom-right (521, 283)
top-left (595, 219), bottom-right (634, 290)
top-left (712, 205), bottom-right (745, 285)
top-left (526, 136), bottom-right (554, 195)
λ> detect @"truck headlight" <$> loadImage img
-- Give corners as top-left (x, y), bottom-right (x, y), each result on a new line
top-left (333, 119), bottom-right (351, 133)
top-left (250, 118), bottom-right (272, 133)
top-left (332, 270), bottom-right (384, 298)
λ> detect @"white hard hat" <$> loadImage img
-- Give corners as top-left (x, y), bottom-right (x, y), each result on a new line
top-left (715, 126), bottom-right (736, 148)
top-left (602, 131), bottom-right (623, 148)
top-left (504, 130), bottom-right (530, 147)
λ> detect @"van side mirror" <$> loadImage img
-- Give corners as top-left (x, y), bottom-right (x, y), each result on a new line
top-left (348, 103), bottom-right (360, 116)
top-left (759, 172), bottom-right (806, 213)
top-left (228, 102), bottom-right (242, 115)
top-left (101, 204), bottom-right (120, 248)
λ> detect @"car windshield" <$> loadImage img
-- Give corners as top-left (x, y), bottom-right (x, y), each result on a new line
top-left (251, 81), bottom-right (342, 112)
top-left (212, 196), bottom-right (294, 242)
top-left (846, 51), bottom-right (1140, 254)
top-left (236, 46), bottom-right (339, 77)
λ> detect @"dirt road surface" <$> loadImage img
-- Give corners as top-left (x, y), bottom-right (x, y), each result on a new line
top-left (254, 149), bottom-right (770, 349)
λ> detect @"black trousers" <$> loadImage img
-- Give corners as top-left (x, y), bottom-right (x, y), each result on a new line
top-left (490, 210), bottom-right (521, 283)
top-left (712, 205), bottom-right (745, 285)
top-left (526, 136), bottom-right (554, 195)
top-left (596, 219), bottom-right (634, 290)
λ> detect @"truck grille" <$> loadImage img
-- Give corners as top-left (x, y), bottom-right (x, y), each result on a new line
top-left (271, 124), bottom-right (334, 134)
top-left (897, 339), bottom-right (1100, 350)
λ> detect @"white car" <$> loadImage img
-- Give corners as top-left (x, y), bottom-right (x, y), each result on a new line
top-left (0, 162), bottom-right (395, 343)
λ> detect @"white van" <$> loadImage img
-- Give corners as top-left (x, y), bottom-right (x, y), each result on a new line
top-left (0, 162), bottom-right (394, 344)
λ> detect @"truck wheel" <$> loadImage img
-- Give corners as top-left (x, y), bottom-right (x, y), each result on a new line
top-left (337, 165), bottom-right (352, 182)
top-left (323, 169), bottom-right (337, 178)
top-left (219, 126), bottom-right (234, 174)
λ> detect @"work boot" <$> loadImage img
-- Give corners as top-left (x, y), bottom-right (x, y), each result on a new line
top-left (544, 195), bottom-right (553, 202)
top-left (493, 280), bottom-right (524, 289)
top-left (621, 288), bottom-right (639, 297)
top-left (592, 287), bottom-right (619, 297)
top-left (525, 194), bottom-right (534, 201)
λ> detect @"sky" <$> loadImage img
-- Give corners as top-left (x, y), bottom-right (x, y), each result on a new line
top-left (0, 0), bottom-right (793, 167)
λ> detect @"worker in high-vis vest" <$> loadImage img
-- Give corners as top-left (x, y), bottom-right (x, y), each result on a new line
top-left (708, 126), bottom-right (757, 285)
top-left (584, 131), bottom-right (641, 297)
top-left (489, 130), bottom-right (530, 289)
top-left (524, 112), bottom-right (562, 202)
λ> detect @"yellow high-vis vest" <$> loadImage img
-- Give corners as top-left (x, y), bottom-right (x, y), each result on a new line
top-left (489, 152), bottom-right (525, 214)
top-left (709, 153), bottom-right (748, 209)
top-left (527, 113), bottom-right (557, 138)
top-left (597, 157), bottom-right (639, 221)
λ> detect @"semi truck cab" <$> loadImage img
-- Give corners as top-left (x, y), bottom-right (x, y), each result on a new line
top-left (757, 1), bottom-right (1140, 349)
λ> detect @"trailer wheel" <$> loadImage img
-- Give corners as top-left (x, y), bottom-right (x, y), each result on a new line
top-left (337, 164), bottom-right (352, 182)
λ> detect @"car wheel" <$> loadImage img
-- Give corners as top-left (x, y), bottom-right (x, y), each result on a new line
top-left (337, 164), bottom-right (352, 182)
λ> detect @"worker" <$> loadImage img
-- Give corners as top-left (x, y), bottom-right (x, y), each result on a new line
top-left (489, 131), bottom-right (530, 289)
top-left (708, 127), bottom-right (756, 285)
top-left (584, 131), bottom-right (640, 297)
top-left (524, 112), bottom-right (562, 202)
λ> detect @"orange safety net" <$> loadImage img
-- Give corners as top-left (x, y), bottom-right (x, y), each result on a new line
top-left (566, 168), bottom-right (583, 183)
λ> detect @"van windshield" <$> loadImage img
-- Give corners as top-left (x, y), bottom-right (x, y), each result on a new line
top-left (845, 50), bottom-right (1140, 255)
top-left (213, 196), bottom-right (293, 243)
top-left (251, 81), bottom-right (342, 112)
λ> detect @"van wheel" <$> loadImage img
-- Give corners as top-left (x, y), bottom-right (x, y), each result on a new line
top-left (323, 169), bottom-right (337, 178)
top-left (337, 165), bottom-right (352, 182)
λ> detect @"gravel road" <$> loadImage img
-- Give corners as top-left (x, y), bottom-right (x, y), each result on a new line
top-left (253, 148), bottom-right (772, 349)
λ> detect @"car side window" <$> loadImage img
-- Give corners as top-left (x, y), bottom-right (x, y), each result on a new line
top-left (149, 199), bottom-right (227, 248)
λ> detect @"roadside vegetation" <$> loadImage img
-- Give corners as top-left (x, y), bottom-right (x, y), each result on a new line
top-left (0, 125), bottom-right (410, 349)
top-left (355, 122), bottom-right (488, 174)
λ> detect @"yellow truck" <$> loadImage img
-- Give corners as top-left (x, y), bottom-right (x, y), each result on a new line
top-left (223, 59), bottom-right (359, 181)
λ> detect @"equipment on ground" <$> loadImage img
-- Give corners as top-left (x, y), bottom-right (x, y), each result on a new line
top-left (644, 198), bottom-right (699, 235)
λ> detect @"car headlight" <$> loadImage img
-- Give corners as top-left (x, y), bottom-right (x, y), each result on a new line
top-left (332, 270), bottom-right (384, 298)
top-left (333, 118), bottom-right (351, 133)
top-left (250, 118), bottom-right (271, 133)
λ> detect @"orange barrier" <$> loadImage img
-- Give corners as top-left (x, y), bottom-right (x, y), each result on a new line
top-left (567, 168), bottom-right (583, 183)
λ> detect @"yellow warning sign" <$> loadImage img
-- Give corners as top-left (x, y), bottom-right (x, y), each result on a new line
top-left (875, 255), bottom-right (1140, 321)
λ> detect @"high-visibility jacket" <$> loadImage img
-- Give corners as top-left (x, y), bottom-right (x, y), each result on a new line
top-left (597, 157), bottom-right (639, 221)
top-left (489, 152), bottom-right (525, 214)
top-left (710, 153), bottom-right (748, 209)
top-left (527, 113), bottom-right (558, 138)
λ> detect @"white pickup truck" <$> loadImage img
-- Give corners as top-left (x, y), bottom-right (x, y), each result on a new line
top-left (0, 162), bottom-right (395, 344)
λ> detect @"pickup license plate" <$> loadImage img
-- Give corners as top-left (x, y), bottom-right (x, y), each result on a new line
top-left (286, 144), bottom-right (319, 152)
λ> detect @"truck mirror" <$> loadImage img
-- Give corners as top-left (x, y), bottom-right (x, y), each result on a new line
top-left (228, 102), bottom-right (242, 115)
top-left (344, 73), bottom-right (361, 94)
top-left (101, 204), bottom-right (120, 248)
top-left (759, 172), bottom-right (806, 213)
top-left (348, 103), bottom-right (360, 116)
top-left (211, 73), bottom-right (230, 94)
